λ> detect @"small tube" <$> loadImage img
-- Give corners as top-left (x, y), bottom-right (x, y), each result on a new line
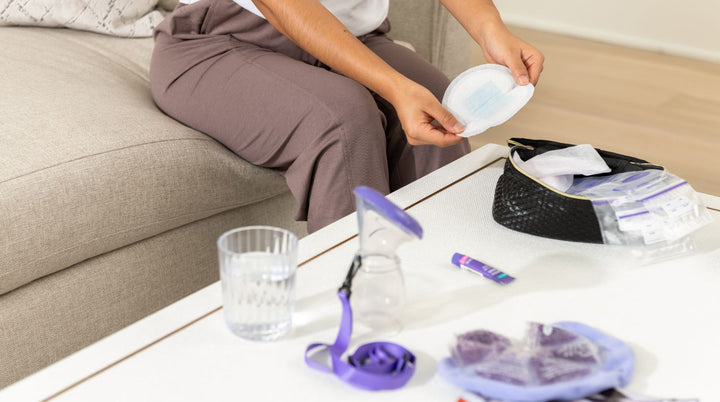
top-left (451, 253), bottom-right (515, 285)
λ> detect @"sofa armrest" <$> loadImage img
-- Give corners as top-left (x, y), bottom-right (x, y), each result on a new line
top-left (388, 0), bottom-right (474, 79)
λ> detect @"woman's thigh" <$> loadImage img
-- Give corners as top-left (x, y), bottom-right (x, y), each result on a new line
top-left (153, 42), bottom-right (388, 171)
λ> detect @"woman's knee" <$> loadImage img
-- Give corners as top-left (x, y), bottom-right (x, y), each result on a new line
top-left (420, 67), bottom-right (451, 102)
top-left (314, 79), bottom-right (387, 151)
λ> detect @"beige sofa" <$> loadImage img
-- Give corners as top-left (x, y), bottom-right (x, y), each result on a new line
top-left (0, 0), bottom-right (472, 389)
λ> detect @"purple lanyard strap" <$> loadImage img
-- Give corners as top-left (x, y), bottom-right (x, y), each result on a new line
top-left (304, 256), bottom-right (416, 391)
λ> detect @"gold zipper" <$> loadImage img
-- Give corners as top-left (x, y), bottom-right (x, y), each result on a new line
top-left (507, 139), bottom-right (534, 150)
top-left (507, 142), bottom-right (665, 201)
top-left (629, 161), bottom-right (660, 167)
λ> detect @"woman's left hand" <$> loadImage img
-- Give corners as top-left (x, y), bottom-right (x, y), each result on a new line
top-left (479, 25), bottom-right (545, 86)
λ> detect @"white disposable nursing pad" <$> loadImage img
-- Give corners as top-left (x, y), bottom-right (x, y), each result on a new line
top-left (442, 64), bottom-right (534, 137)
top-left (512, 144), bottom-right (612, 192)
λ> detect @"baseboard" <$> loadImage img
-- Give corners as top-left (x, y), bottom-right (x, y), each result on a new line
top-left (502, 13), bottom-right (720, 64)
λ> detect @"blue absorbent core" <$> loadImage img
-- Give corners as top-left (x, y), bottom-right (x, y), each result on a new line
top-left (464, 81), bottom-right (511, 120)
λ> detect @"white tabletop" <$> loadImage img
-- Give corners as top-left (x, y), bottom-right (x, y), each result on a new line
top-left (3, 144), bottom-right (719, 402)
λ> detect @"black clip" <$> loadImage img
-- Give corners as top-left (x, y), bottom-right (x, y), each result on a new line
top-left (338, 254), bottom-right (362, 297)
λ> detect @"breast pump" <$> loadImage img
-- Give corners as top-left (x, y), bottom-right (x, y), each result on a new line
top-left (350, 186), bottom-right (423, 331)
top-left (304, 186), bottom-right (422, 390)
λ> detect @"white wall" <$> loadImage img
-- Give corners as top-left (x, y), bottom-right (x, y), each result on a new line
top-left (493, 0), bottom-right (720, 63)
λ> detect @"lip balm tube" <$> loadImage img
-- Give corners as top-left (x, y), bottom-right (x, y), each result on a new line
top-left (451, 253), bottom-right (515, 285)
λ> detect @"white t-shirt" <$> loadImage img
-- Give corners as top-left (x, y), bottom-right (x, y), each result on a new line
top-left (179, 0), bottom-right (389, 36)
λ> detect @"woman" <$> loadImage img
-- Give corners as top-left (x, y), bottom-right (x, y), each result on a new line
top-left (150, 0), bottom-right (544, 232)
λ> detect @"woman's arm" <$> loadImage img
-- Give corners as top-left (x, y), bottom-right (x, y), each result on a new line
top-left (252, 0), bottom-right (465, 147)
top-left (439, 0), bottom-right (544, 85)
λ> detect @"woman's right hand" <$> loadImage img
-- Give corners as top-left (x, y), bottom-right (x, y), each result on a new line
top-left (390, 80), bottom-right (466, 147)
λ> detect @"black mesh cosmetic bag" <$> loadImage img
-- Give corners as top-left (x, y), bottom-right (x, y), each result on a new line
top-left (492, 138), bottom-right (664, 243)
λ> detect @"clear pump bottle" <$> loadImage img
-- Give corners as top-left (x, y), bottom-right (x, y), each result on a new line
top-left (352, 254), bottom-right (405, 330)
top-left (350, 187), bottom-right (422, 332)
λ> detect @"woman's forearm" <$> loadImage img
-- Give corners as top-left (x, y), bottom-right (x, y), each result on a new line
top-left (439, 0), bottom-right (544, 86)
top-left (252, 0), bottom-right (413, 105)
top-left (252, 0), bottom-right (468, 146)
top-left (438, 0), bottom-right (507, 46)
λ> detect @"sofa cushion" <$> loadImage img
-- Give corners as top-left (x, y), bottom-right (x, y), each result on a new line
top-left (0, 27), bottom-right (292, 296)
top-left (0, 0), bottom-right (166, 37)
top-left (159, 0), bottom-right (180, 11)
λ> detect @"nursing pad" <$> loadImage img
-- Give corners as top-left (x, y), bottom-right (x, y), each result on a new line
top-left (512, 144), bottom-right (612, 192)
top-left (442, 64), bottom-right (534, 137)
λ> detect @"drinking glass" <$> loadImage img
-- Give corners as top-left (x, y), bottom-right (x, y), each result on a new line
top-left (217, 226), bottom-right (298, 341)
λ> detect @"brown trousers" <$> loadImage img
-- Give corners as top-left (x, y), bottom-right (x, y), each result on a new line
top-left (150, 0), bottom-right (470, 232)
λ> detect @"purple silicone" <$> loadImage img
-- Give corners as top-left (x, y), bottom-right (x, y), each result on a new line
top-left (451, 344), bottom-right (492, 367)
top-left (451, 330), bottom-right (513, 366)
top-left (474, 353), bottom-right (530, 386)
top-left (458, 329), bottom-right (513, 349)
top-left (529, 323), bottom-right (579, 346)
top-left (437, 321), bottom-right (635, 401)
top-left (530, 356), bottom-right (594, 385)
top-left (549, 341), bottom-right (601, 364)
top-left (353, 186), bottom-right (423, 239)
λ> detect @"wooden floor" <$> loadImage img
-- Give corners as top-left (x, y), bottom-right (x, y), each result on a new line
top-left (468, 26), bottom-right (720, 196)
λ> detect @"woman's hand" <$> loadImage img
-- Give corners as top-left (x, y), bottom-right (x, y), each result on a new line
top-left (388, 80), bottom-right (466, 147)
top-left (479, 24), bottom-right (544, 86)
top-left (439, 0), bottom-right (545, 86)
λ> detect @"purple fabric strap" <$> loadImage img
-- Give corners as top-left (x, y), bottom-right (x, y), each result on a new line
top-left (304, 290), bottom-right (416, 391)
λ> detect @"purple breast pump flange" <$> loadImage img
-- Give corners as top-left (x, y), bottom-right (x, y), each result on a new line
top-left (304, 186), bottom-right (422, 391)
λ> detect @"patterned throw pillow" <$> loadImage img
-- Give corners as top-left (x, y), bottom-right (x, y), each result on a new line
top-left (0, 0), bottom-right (168, 37)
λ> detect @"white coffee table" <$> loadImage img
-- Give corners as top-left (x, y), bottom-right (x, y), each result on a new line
top-left (3, 144), bottom-right (719, 402)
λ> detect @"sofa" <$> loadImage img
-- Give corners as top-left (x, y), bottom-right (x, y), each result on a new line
top-left (0, 0), bottom-right (473, 389)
